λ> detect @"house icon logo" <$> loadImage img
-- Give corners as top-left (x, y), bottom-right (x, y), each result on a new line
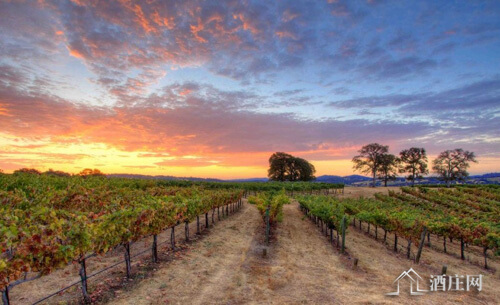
top-left (386, 268), bottom-right (428, 296)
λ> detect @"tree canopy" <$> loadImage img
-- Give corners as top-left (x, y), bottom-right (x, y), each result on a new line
top-left (268, 152), bottom-right (316, 181)
top-left (78, 168), bottom-right (106, 177)
top-left (432, 148), bottom-right (477, 187)
top-left (13, 168), bottom-right (42, 175)
top-left (399, 147), bottom-right (428, 186)
top-left (352, 143), bottom-right (389, 187)
top-left (377, 153), bottom-right (399, 187)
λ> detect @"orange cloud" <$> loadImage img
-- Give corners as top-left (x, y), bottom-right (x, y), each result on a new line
top-left (233, 13), bottom-right (260, 35)
top-left (68, 47), bottom-right (85, 59)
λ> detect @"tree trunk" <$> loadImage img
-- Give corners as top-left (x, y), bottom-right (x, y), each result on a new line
top-left (372, 171), bottom-right (376, 187)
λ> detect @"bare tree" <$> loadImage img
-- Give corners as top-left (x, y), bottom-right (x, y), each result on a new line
top-left (377, 154), bottom-right (399, 187)
top-left (352, 143), bottom-right (389, 187)
top-left (399, 147), bottom-right (428, 186)
top-left (432, 149), bottom-right (477, 187)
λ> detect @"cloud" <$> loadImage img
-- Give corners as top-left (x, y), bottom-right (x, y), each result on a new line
top-left (0, 80), bottom-right (437, 164)
top-left (1, 0), bottom-right (500, 174)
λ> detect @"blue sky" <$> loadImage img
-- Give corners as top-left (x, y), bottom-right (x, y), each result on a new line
top-left (0, 0), bottom-right (499, 178)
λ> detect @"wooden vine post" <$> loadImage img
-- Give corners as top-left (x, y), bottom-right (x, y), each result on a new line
top-left (415, 227), bottom-right (427, 264)
top-left (2, 285), bottom-right (9, 305)
top-left (460, 238), bottom-right (465, 260)
top-left (483, 247), bottom-right (488, 269)
top-left (196, 216), bottom-right (201, 234)
top-left (185, 221), bottom-right (190, 241)
top-left (205, 212), bottom-right (209, 229)
top-left (152, 234), bottom-right (158, 263)
top-left (336, 227), bottom-right (340, 249)
top-left (124, 243), bottom-right (132, 278)
top-left (265, 205), bottom-right (271, 245)
top-left (341, 215), bottom-right (346, 254)
top-left (79, 257), bottom-right (91, 304)
top-left (171, 226), bottom-right (176, 251)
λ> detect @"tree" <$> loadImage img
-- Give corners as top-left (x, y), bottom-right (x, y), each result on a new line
top-left (268, 152), bottom-right (292, 181)
top-left (13, 168), bottom-right (41, 175)
top-left (288, 157), bottom-right (316, 181)
top-left (44, 169), bottom-right (71, 177)
top-left (432, 149), bottom-right (477, 187)
top-left (352, 143), bottom-right (389, 187)
top-left (377, 154), bottom-right (399, 187)
top-left (78, 168), bottom-right (106, 177)
top-left (399, 147), bottom-right (428, 186)
top-left (268, 152), bottom-right (316, 181)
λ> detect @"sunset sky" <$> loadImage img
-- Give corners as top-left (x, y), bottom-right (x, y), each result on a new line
top-left (0, 0), bottom-right (499, 179)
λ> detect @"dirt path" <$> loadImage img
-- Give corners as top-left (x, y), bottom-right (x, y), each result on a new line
top-left (105, 200), bottom-right (261, 305)
top-left (106, 201), bottom-right (349, 304)
top-left (105, 197), bottom-right (499, 305)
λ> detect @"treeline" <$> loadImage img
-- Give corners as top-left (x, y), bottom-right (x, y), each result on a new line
top-left (8, 167), bottom-right (105, 177)
top-left (352, 143), bottom-right (477, 187)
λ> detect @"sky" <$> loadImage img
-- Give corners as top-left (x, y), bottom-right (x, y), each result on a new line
top-left (0, 0), bottom-right (499, 179)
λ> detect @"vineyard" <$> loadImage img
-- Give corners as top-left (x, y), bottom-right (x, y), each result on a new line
top-left (298, 186), bottom-right (500, 268)
top-left (249, 189), bottom-right (291, 244)
top-left (0, 174), bottom-right (341, 304)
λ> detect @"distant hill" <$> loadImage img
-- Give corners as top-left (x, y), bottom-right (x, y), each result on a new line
top-left (314, 175), bottom-right (372, 184)
top-left (227, 178), bottom-right (269, 182)
top-left (107, 174), bottom-right (223, 182)
top-left (107, 173), bottom-right (500, 186)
